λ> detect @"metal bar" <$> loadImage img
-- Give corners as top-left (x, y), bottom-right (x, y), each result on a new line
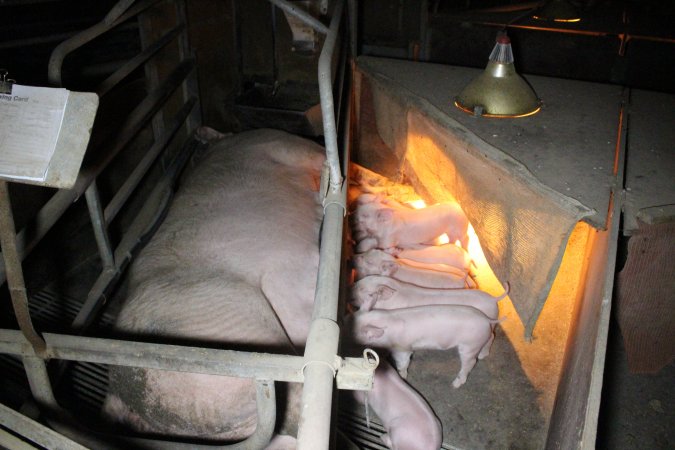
top-left (0, 428), bottom-right (36, 450)
top-left (69, 268), bottom-right (119, 333)
top-left (48, 0), bottom-right (164, 86)
top-left (0, 58), bottom-right (196, 285)
top-left (104, 0), bottom-right (137, 25)
top-left (74, 105), bottom-right (197, 331)
top-left (97, 24), bottom-right (185, 97)
top-left (22, 356), bottom-right (59, 409)
top-left (0, 181), bottom-right (46, 355)
top-left (297, 319), bottom-right (341, 450)
top-left (174, 0), bottom-right (202, 135)
top-left (2, 330), bottom-right (304, 381)
top-left (269, 0), bottom-right (329, 35)
top-left (297, 2), bottom-right (348, 447)
top-left (104, 97), bottom-right (197, 225)
top-left (227, 380), bottom-right (276, 450)
top-left (0, 330), bottom-right (372, 390)
top-left (84, 182), bottom-right (115, 270)
top-left (333, 11), bottom-right (349, 142)
top-left (138, 8), bottom-right (167, 155)
top-left (432, 17), bottom-right (675, 45)
top-left (0, 402), bottom-right (88, 450)
top-left (317, 0), bottom-right (345, 193)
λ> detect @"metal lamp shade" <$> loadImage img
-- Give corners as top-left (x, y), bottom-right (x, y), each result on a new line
top-left (533, 0), bottom-right (581, 22)
top-left (455, 61), bottom-right (541, 118)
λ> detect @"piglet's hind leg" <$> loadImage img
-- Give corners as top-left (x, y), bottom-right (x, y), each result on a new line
top-left (453, 345), bottom-right (480, 388)
top-left (391, 350), bottom-right (413, 379)
top-left (477, 330), bottom-right (495, 360)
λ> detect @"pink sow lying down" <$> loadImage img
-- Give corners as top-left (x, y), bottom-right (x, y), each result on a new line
top-left (102, 129), bottom-right (325, 441)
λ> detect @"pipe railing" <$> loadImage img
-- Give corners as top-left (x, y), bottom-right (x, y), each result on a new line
top-left (47, 0), bottom-right (164, 87)
top-left (1, 0), bottom-right (373, 448)
top-left (294, 0), bottom-right (353, 448)
top-left (0, 330), bottom-right (372, 389)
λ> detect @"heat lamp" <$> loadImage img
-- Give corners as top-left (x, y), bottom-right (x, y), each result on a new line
top-left (532, 0), bottom-right (581, 22)
top-left (454, 32), bottom-right (541, 118)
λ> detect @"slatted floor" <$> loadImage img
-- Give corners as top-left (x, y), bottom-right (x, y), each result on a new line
top-left (4, 287), bottom-right (452, 448)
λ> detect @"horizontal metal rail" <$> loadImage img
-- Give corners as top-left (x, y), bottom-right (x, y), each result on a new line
top-left (48, 0), bottom-right (164, 86)
top-left (0, 402), bottom-right (88, 450)
top-left (97, 23), bottom-right (185, 97)
top-left (0, 330), bottom-right (373, 390)
top-left (268, 0), bottom-right (329, 34)
top-left (102, 97), bottom-right (197, 227)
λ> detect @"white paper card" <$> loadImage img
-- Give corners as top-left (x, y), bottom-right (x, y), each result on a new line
top-left (0, 84), bottom-right (70, 181)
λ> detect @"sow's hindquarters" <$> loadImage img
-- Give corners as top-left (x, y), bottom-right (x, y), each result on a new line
top-left (102, 129), bottom-right (325, 441)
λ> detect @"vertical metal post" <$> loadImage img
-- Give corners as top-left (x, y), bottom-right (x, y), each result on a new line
top-left (138, 5), bottom-right (166, 168)
top-left (174, 0), bottom-right (202, 134)
top-left (0, 181), bottom-right (46, 355)
top-left (318, 0), bottom-right (345, 193)
top-left (23, 356), bottom-right (59, 410)
top-left (296, 2), bottom-right (347, 447)
top-left (84, 181), bottom-right (115, 270)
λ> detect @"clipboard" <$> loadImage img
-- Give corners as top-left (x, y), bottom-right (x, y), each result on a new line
top-left (0, 73), bottom-right (99, 190)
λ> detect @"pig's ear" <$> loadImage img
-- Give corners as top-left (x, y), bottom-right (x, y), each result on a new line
top-left (376, 208), bottom-right (395, 224)
top-left (376, 285), bottom-right (396, 301)
top-left (380, 260), bottom-right (398, 275)
top-left (364, 325), bottom-right (385, 340)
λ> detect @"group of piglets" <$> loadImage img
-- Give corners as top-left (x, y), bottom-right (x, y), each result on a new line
top-left (344, 163), bottom-right (508, 450)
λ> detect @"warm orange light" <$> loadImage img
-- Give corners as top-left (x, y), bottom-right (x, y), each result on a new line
top-left (406, 199), bottom-right (427, 209)
top-left (532, 15), bottom-right (581, 22)
top-left (454, 100), bottom-right (541, 119)
top-left (435, 234), bottom-right (450, 245)
top-left (466, 224), bottom-right (488, 269)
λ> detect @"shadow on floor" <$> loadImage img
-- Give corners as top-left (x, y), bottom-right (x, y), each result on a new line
top-left (596, 314), bottom-right (675, 449)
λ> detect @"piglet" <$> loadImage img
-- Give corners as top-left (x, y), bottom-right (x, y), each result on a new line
top-left (386, 243), bottom-right (475, 274)
top-left (352, 249), bottom-right (472, 289)
top-left (349, 163), bottom-right (418, 202)
top-left (349, 162), bottom-right (392, 187)
top-left (351, 305), bottom-right (497, 386)
top-left (356, 202), bottom-right (470, 250)
top-left (352, 360), bottom-right (442, 450)
top-left (352, 275), bottom-right (507, 320)
top-left (351, 195), bottom-right (411, 241)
